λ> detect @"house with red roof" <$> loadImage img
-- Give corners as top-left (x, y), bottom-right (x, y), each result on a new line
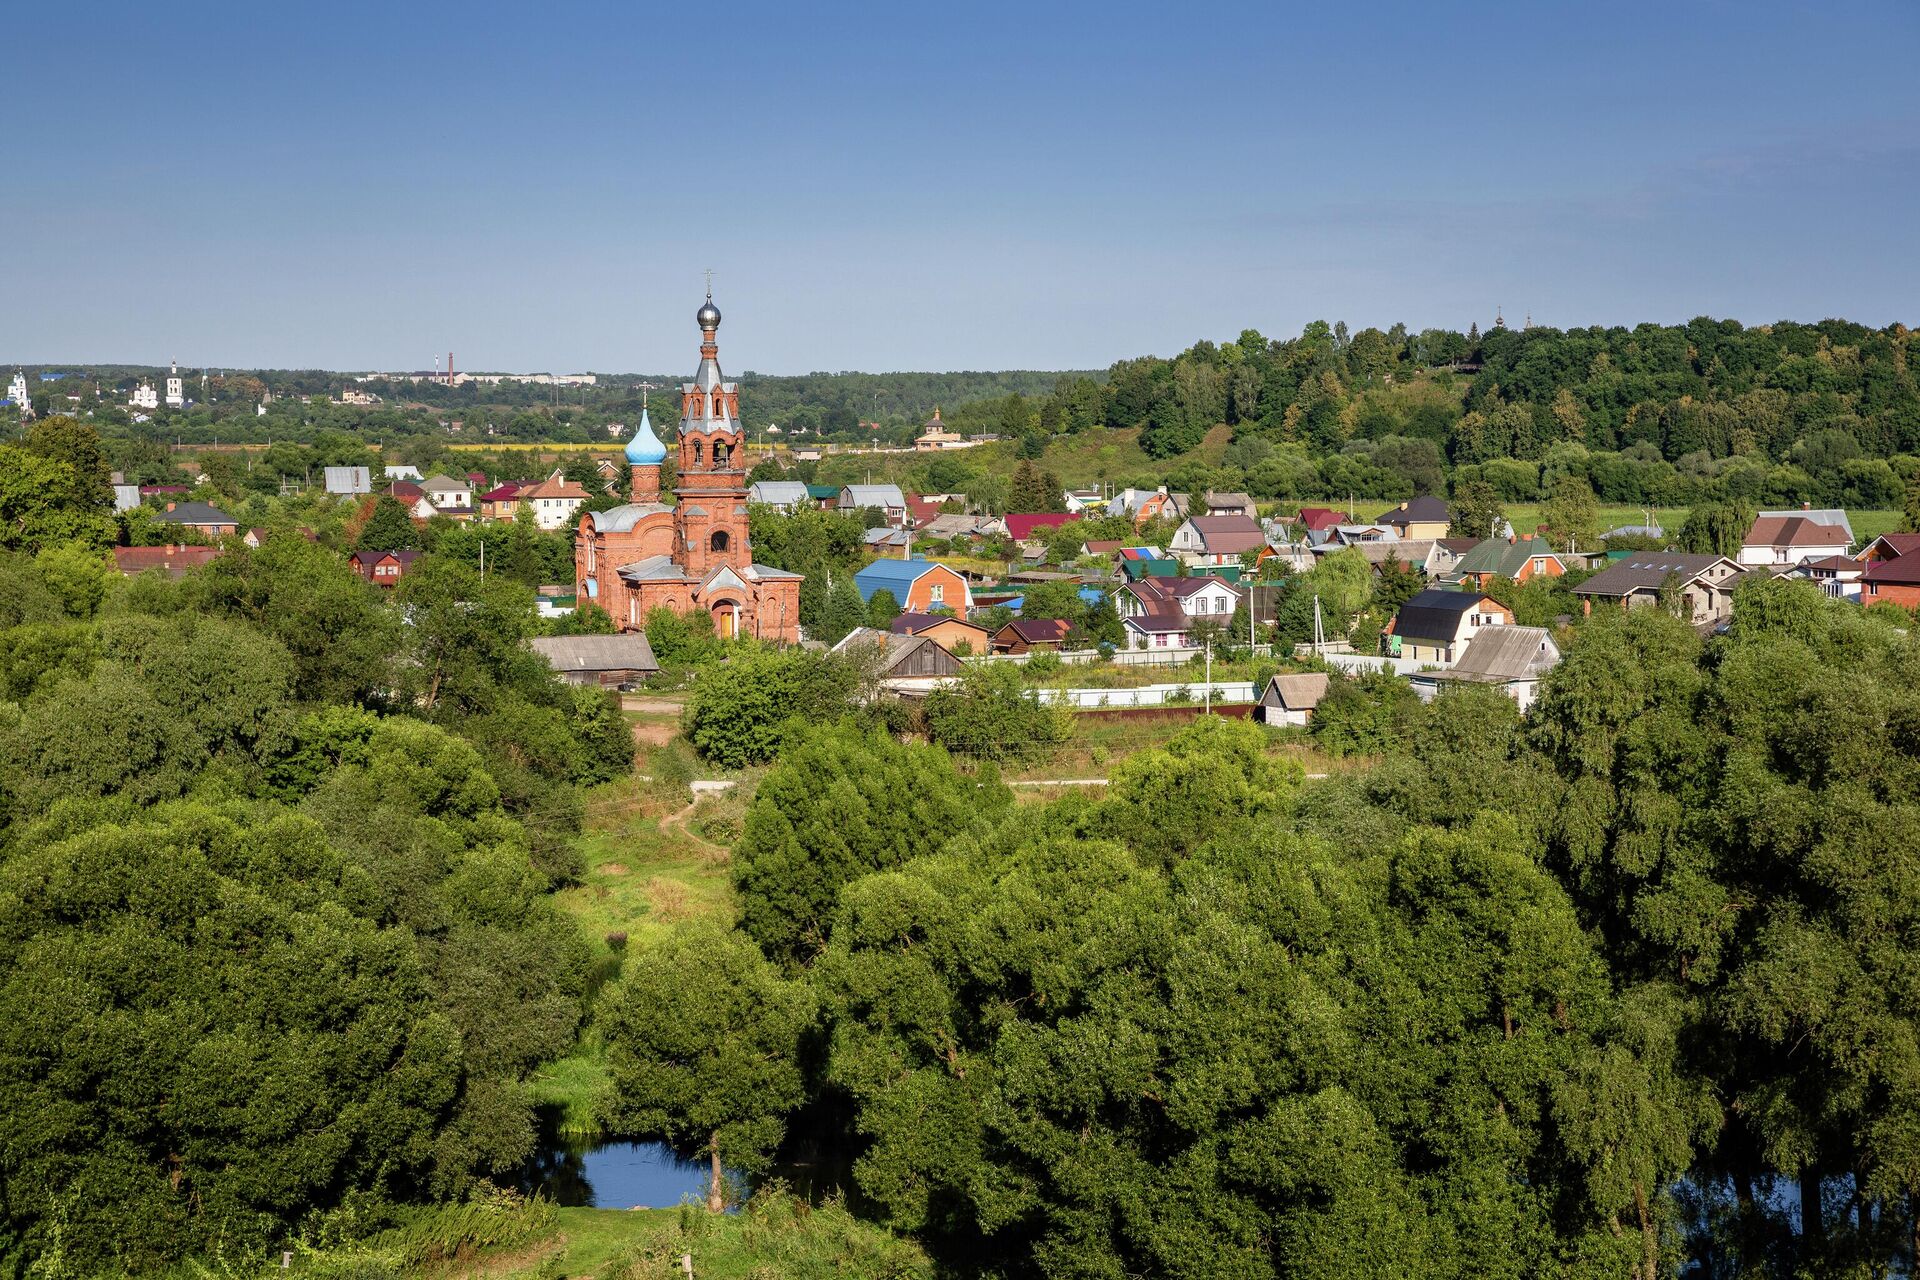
top-left (1005, 512), bottom-right (1080, 543)
top-left (1858, 533), bottom-right (1920, 564)
top-left (350, 548), bottom-right (423, 587)
top-left (1293, 506), bottom-right (1347, 533)
top-left (517, 469), bottom-right (591, 530)
top-left (478, 481), bottom-right (524, 519)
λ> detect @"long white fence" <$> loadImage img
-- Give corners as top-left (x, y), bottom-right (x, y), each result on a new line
top-left (1031, 681), bottom-right (1260, 709)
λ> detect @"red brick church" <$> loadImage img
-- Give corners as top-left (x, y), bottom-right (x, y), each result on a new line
top-left (575, 293), bottom-right (803, 640)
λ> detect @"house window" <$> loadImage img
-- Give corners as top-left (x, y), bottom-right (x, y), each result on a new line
top-left (1532, 558), bottom-right (1544, 572)
top-left (929, 582), bottom-right (944, 604)
top-left (1155, 633), bottom-right (1169, 647)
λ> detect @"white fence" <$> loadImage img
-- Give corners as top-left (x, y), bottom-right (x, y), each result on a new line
top-left (1032, 681), bottom-right (1259, 709)
top-left (981, 644), bottom-right (1273, 668)
top-left (1321, 653), bottom-right (1441, 678)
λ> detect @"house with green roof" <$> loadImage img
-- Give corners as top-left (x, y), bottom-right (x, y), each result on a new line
top-left (1447, 534), bottom-right (1566, 590)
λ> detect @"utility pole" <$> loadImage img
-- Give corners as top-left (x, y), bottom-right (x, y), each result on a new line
top-left (1204, 637), bottom-right (1213, 714)
top-left (479, 539), bottom-right (485, 578)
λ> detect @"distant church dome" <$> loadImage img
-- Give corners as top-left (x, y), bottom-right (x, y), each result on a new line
top-left (696, 297), bottom-right (722, 330)
top-left (625, 408), bottom-right (667, 464)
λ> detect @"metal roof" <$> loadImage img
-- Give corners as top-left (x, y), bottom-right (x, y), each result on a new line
top-left (853, 557), bottom-right (946, 603)
top-left (529, 634), bottom-right (659, 673)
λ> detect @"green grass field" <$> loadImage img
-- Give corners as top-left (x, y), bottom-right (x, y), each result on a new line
top-left (415, 1198), bottom-right (928, 1279)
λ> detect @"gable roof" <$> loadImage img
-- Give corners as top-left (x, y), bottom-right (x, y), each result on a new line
top-left (854, 557), bottom-right (950, 603)
top-left (748, 480), bottom-right (812, 505)
top-left (1001, 616), bottom-right (1072, 644)
top-left (1864, 555), bottom-right (1920, 586)
top-left (841, 483), bottom-right (906, 508)
top-left (520, 472), bottom-right (589, 501)
top-left (155, 501), bottom-right (235, 526)
top-left (830, 627), bottom-right (965, 675)
top-left (1203, 490), bottom-right (1255, 512)
top-left (528, 634), bottom-right (659, 674)
top-left (1758, 507), bottom-right (1853, 543)
top-left (891, 611), bottom-right (987, 637)
top-left (390, 480), bottom-right (424, 500)
top-left (349, 548), bottom-right (422, 567)
top-left (1574, 553), bottom-right (1738, 597)
top-left (1126, 575), bottom-right (1240, 606)
top-left (1258, 672), bottom-right (1329, 711)
top-left (323, 465), bottom-right (372, 494)
top-left (1745, 514), bottom-right (1851, 549)
top-left (1005, 512), bottom-right (1081, 542)
top-left (1436, 626), bottom-right (1559, 683)
top-left (1381, 495), bottom-right (1450, 528)
top-left (1860, 533), bottom-right (1920, 561)
top-left (1454, 535), bottom-right (1562, 579)
top-left (1294, 506), bottom-right (1345, 531)
top-left (1391, 588), bottom-right (1497, 643)
top-left (1182, 514), bottom-right (1266, 554)
top-left (419, 474), bottom-right (470, 495)
top-left (112, 545), bottom-right (223, 576)
top-left (478, 482), bottom-right (522, 502)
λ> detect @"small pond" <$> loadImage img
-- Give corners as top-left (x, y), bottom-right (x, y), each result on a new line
top-left (514, 1109), bottom-right (852, 1210)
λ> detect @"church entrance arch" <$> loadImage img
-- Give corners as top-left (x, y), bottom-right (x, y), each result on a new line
top-left (709, 598), bottom-right (743, 639)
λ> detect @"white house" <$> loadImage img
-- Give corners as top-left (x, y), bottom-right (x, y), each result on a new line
top-left (1738, 510), bottom-right (1853, 567)
top-left (1169, 514), bottom-right (1268, 567)
top-left (1114, 575), bottom-right (1242, 650)
top-left (419, 474), bottom-right (473, 515)
top-left (838, 484), bottom-right (909, 525)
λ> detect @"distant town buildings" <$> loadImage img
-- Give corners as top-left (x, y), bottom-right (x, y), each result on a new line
top-left (5, 370), bottom-right (27, 412)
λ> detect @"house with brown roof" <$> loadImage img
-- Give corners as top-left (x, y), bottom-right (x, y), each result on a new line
top-left (1168, 514), bottom-right (1268, 567)
top-left (1380, 495), bottom-right (1451, 540)
top-left (111, 544), bottom-right (224, 577)
top-left (1449, 533), bottom-right (1566, 589)
top-left (478, 481), bottom-right (524, 519)
top-left (1115, 575), bottom-right (1242, 650)
top-left (890, 611), bottom-right (992, 654)
top-left (517, 469), bottom-right (591, 530)
top-left (349, 549), bottom-right (422, 586)
top-left (1858, 533), bottom-right (1920, 564)
top-left (1738, 512), bottom-right (1852, 568)
top-left (1862, 553), bottom-right (1920, 610)
top-left (1574, 553), bottom-right (1745, 625)
top-left (155, 501), bottom-right (238, 538)
top-left (992, 616), bottom-right (1072, 654)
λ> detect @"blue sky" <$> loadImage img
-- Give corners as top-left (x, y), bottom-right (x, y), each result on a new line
top-left (5, 1), bottom-right (1916, 373)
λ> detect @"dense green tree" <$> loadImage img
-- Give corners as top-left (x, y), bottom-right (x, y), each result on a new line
top-left (682, 647), bottom-right (864, 768)
top-left (1447, 477), bottom-right (1505, 540)
top-left (356, 493), bottom-right (418, 550)
top-left (1540, 474), bottom-right (1602, 551)
top-left (1676, 499), bottom-right (1753, 557)
top-left (818, 572), bottom-right (866, 644)
top-left (865, 587), bottom-right (901, 629)
top-left (22, 414), bottom-right (114, 510)
top-left (604, 922), bottom-right (815, 1211)
top-left (920, 661), bottom-right (1068, 763)
top-left (733, 724), bottom-right (1006, 964)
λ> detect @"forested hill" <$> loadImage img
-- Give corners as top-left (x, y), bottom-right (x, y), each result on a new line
top-left (978, 317), bottom-right (1917, 511)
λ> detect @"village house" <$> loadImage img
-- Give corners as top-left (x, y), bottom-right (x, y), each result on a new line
top-left (1292, 506), bottom-right (1347, 534)
top-left (323, 466), bottom-right (372, 497)
top-left (1385, 588), bottom-right (1513, 664)
top-left (890, 611), bottom-right (992, 654)
top-left (1861, 548), bottom-right (1920, 609)
top-left (1789, 554), bottom-right (1865, 600)
top-left (1738, 510), bottom-right (1853, 567)
top-left (384, 464), bottom-right (424, 482)
top-left (1449, 533), bottom-right (1566, 589)
top-left (419, 474), bottom-right (473, 516)
top-left (854, 558), bottom-right (973, 614)
top-left (1063, 487), bottom-right (1107, 514)
top-left (517, 469), bottom-right (591, 531)
top-left (1379, 495), bottom-right (1451, 540)
top-left (349, 548), bottom-right (422, 586)
top-left (477, 481), bottom-right (524, 519)
top-left (1573, 552), bottom-right (1745, 625)
top-left (747, 479), bottom-right (811, 509)
top-left (919, 512), bottom-right (1006, 543)
top-left (832, 627), bottom-right (966, 685)
top-left (1004, 512), bottom-right (1080, 544)
top-left (912, 408), bottom-right (969, 450)
top-left (155, 500), bottom-right (238, 538)
top-left (1114, 575), bottom-right (1241, 650)
top-left (992, 616), bottom-right (1072, 654)
top-left (528, 634), bottom-right (661, 688)
top-left (1169, 514), bottom-right (1267, 567)
top-left (1106, 487), bottom-right (1191, 524)
top-left (1255, 672), bottom-right (1331, 727)
top-left (1202, 491), bottom-right (1257, 519)
top-left (839, 484), bottom-right (909, 526)
top-left (1409, 625), bottom-right (1562, 711)
top-left (111, 545), bottom-right (224, 577)
top-left (1858, 533), bottom-right (1920, 563)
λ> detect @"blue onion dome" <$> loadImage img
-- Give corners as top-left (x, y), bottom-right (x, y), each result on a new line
top-left (624, 408), bottom-right (667, 464)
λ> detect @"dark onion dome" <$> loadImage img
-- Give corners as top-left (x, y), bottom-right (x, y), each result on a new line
top-left (696, 297), bottom-right (721, 330)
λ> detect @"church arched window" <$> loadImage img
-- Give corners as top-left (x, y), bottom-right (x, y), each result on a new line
top-left (689, 440), bottom-right (703, 468)
top-left (714, 443), bottom-right (730, 469)
top-left (710, 530), bottom-right (729, 553)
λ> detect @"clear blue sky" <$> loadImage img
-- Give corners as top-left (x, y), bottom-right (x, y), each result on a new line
top-left (6, 0), bottom-right (1916, 374)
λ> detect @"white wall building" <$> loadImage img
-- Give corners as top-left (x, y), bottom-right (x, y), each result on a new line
top-left (5, 371), bottom-right (26, 411)
top-left (165, 362), bottom-right (184, 408)
top-left (130, 380), bottom-right (159, 410)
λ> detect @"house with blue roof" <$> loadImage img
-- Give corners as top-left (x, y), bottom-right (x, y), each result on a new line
top-left (853, 558), bottom-right (973, 615)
